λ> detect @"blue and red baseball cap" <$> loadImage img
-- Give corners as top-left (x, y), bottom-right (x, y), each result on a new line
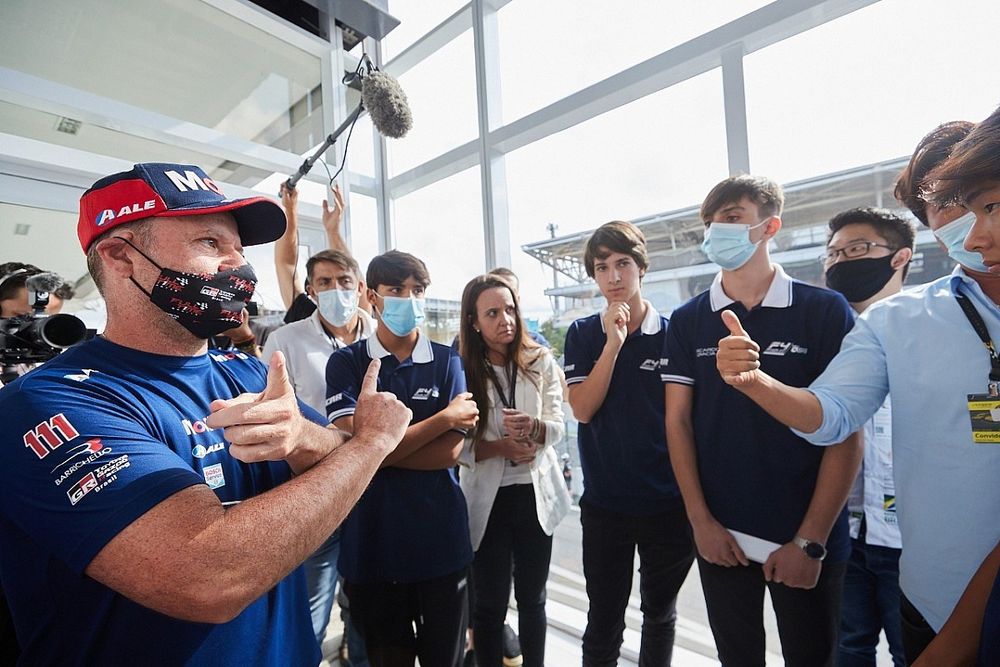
top-left (78, 162), bottom-right (286, 251)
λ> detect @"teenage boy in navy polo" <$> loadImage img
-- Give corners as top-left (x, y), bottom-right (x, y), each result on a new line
top-left (662, 175), bottom-right (861, 667)
top-left (564, 221), bottom-right (694, 666)
top-left (325, 250), bottom-right (480, 667)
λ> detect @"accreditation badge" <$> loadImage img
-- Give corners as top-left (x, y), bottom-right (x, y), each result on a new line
top-left (967, 394), bottom-right (1000, 443)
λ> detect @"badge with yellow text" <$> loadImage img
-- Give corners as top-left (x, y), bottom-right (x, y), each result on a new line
top-left (967, 394), bottom-right (1000, 443)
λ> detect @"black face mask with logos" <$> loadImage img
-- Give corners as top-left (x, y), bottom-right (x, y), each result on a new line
top-left (825, 254), bottom-right (897, 304)
top-left (118, 237), bottom-right (257, 339)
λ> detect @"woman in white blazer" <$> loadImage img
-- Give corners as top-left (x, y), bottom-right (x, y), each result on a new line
top-left (458, 273), bottom-right (571, 667)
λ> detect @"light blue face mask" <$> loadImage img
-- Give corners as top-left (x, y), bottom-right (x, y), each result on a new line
top-left (933, 211), bottom-right (989, 273)
top-left (700, 219), bottom-right (769, 270)
top-left (378, 295), bottom-right (425, 336)
top-left (316, 288), bottom-right (358, 328)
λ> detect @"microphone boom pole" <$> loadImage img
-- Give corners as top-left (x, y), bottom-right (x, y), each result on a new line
top-left (284, 102), bottom-right (364, 191)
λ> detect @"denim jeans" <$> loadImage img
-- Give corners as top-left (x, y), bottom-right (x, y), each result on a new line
top-left (580, 499), bottom-right (694, 667)
top-left (305, 529), bottom-right (342, 644)
top-left (472, 484), bottom-right (552, 667)
top-left (837, 539), bottom-right (905, 667)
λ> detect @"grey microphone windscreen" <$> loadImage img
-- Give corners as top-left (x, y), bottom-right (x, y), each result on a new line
top-left (361, 71), bottom-right (413, 139)
top-left (25, 272), bottom-right (64, 294)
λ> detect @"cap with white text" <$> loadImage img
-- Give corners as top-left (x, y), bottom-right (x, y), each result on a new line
top-left (78, 162), bottom-right (286, 252)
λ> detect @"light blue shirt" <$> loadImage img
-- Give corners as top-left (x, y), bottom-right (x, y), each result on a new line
top-left (797, 266), bottom-right (1000, 631)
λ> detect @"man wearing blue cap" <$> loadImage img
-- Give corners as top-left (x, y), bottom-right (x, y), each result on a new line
top-left (0, 163), bottom-right (411, 665)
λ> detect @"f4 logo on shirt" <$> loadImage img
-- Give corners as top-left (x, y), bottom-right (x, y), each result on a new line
top-left (639, 358), bottom-right (663, 371)
top-left (762, 341), bottom-right (808, 356)
top-left (23, 413), bottom-right (79, 459)
top-left (411, 387), bottom-right (440, 401)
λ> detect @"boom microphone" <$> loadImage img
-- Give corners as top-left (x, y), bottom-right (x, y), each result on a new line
top-left (25, 272), bottom-right (64, 294)
top-left (361, 71), bottom-right (412, 139)
top-left (285, 68), bottom-right (412, 190)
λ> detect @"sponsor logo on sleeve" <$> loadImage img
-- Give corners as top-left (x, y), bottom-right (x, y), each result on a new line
top-left (23, 413), bottom-right (79, 459)
top-left (564, 364), bottom-right (575, 372)
top-left (325, 393), bottom-right (343, 406)
top-left (204, 463), bottom-right (226, 490)
top-left (66, 454), bottom-right (129, 505)
top-left (695, 347), bottom-right (718, 358)
top-left (50, 438), bottom-right (110, 486)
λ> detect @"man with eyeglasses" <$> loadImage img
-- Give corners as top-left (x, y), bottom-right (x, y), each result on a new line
top-left (820, 208), bottom-right (915, 667)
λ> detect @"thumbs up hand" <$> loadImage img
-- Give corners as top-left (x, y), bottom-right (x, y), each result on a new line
top-left (207, 350), bottom-right (306, 464)
top-left (716, 310), bottom-right (762, 388)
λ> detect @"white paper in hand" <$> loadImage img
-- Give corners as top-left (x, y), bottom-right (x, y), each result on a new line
top-left (728, 529), bottom-right (782, 564)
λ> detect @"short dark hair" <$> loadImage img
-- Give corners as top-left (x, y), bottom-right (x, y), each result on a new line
top-left (583, 221), bottom-right (649, 279)
top-left (927, 107), bottom-right (1000, 209)
top-left (306, 249), bottom-right (361, 283)
top-left (701, 175), bottom-right (784, 223)
top-left (366, 250), bottom-right (430, 291)
top-left (893, 120), bottom-right (973, 225)
top-left (0, 262), bottom-right (42, 302)
top-left (827, 207), bottom-right (916, 279)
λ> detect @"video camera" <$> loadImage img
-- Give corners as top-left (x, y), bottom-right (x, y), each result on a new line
top-left (1, 272), bottom-right (90, 378)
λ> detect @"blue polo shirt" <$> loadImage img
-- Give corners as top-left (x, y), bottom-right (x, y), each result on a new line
top-left (564, 302), bottom-right (682, 515)
top-left (662, 266), bottom-right (854, 562)
top-left (326, 331), bottom-right (473, 584)
top-left (0, 337), bottom-right (322, 666)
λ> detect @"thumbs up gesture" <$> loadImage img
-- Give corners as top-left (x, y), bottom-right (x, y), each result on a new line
top-left (206, 350), bottom-right (305, 464)
top-left (716, 310), bottom-right (762, 387)
top-left (352, 358), bottom-right (412, 452)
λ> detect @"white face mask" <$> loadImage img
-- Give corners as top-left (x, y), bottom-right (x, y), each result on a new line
top-left (316, 288), bottom-right (359, 328)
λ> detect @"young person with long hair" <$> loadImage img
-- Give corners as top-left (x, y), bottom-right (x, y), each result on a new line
top-left (458, 274), bottom-right (571, 667)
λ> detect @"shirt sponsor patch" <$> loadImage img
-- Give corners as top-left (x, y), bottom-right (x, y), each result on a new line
top-left (50, 438), bottom-right (110, 486)
top-left (63, 369), bottom-right (100, 382)
top-left (411, 387), bottom-right (440, 401)
top-left (23, 413), bottom-right (79, 459)
top-left (639, 359), bottom-right (660, 371)
top-left (66, 454), bottom-right (129, 505)
top-left (204, 463), bottom-right (226, 489)
top-left (762, 341), bottom-right (809, 356)
top-left (192, 442), bottom-right (226, 459)
top-left (696, 347), bottom-right (718, 358)
top-left (326, 393), bottom-right (343, 406)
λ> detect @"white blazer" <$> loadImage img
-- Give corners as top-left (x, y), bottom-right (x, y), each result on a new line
top-left (459, 350), bottom-right (572, 551)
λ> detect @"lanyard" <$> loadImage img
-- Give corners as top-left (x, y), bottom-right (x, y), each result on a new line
top-left (486, 361), bottom-right (517, 409)
top-left (955, 292), bottom-right (1000, 386)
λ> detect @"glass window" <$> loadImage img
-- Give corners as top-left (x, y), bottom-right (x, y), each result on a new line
top-left (498, 0), bottom-right (770, 123)
top-left (504, 69), bottom-right (728, 317)
top-left (383, 0), bottom-right (468, 61)
top-left (387, 31), bottom-right (478, 175)
top-left (347, 192), bottom-right (381, 280)
top-left (1, 0), bottom-right (322, 152)
top-left (391, 165), bottom-right (484, 303)
top-left (744, 0), bottom-right (1000, 184)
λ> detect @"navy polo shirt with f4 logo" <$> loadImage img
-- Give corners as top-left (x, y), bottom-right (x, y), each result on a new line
top-left (325, 331), bottom-right (472, 584)
top-left (662, 265), bottom-right (855, 562)
top-left (564, 303), bottom-right (682, 515)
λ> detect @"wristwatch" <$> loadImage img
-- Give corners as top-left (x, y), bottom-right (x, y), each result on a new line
top-left (793, 536), bottom-right (827, 561)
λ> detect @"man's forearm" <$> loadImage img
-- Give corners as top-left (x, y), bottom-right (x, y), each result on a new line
top-left (284, 422), bottom-right (350, 475)
top-left (391, 431), bottom-right (464, 470)
top-left (796, 431), bottom-right (863, 544)
top-left (568, 344), bottom-right (619, 423)
top-left (740, 372), bottom-right (825, 434)
top-left (915, 541), bottom-right (1000, 666)
top-left (380, 412), bottom-right (451, 466)
top-left (666, 418), bottom-right (713, 525)
top-left (87, 428), bottom-right (392, 623)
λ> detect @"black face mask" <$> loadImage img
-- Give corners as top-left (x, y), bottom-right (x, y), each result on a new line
top-left (825, 254), bottom-right (897, 304)
top-left (118, 237), bottom-right (257, 339)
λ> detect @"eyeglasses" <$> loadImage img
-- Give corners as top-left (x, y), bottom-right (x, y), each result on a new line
top-left (820, 241), bottom-right (896, 265)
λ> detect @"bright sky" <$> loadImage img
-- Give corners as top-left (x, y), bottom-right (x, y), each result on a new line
top-left (266, 0), bottom-right (1000, 322)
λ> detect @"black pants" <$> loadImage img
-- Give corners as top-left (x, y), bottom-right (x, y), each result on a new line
top-left (580, 499), bottom-right (695, 667)
top-left (900, 592), bottom-right (937, 664)
top-left (344, 567), bottom-right (469, 667)
top-left (698, 556), bottom-right (847, 667)
top-left (472, 484), bottom-right (552, 667)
